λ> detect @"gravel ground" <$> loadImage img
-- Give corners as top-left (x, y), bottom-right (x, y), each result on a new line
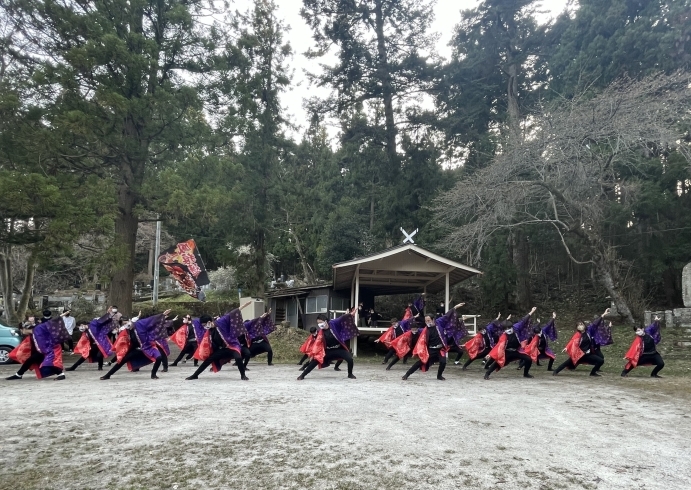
top-left (1, 356), bottom-right (689, 490)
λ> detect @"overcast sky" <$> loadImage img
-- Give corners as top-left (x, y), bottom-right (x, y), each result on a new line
top-left (234, 0), bottom-right (571, 135)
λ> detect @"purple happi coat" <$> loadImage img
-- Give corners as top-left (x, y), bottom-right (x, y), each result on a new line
top-left (33, 318), bottom-right (70, 376)
top-left (512, 314), bottom-right (533, 343)
top-left (88, 313), bottom-right (115, 357)
top-left (645, 320), bottom-right (662, 344)
top-left (129, 314), bottom-right (166, 370)
top-left (329, 313), bottom-right (359, 344)
top-left (215, 309), bottom-right (247, 352)
top-left (486, 320), bottom-right (503, 347)
top-left (191, 318), bottom-right (205, 343)
top-left (587, 317), bottom-right (613, 347)
top-left (244, 315), bottom-right (276, 340)
top-left (436, 309), bottom-right (468, 346)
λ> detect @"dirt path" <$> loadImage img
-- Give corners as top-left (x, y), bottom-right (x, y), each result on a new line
top-left (1, 360), bottom-right (689, 489)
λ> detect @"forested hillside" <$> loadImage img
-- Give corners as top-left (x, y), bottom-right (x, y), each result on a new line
top-left (1, 0), bottom-right (690, 320)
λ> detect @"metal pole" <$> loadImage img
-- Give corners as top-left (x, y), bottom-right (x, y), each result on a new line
top-left (152, 218), bottom-right (161, 306)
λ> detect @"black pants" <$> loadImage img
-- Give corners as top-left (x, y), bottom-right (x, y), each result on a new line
top-left (191, 348), bottom-right (245, 378)
top-left (462, 348), bottom-right (490, 369)
top-left (68, 350), bottom-right (104, 371)
top-left (301, 348), bottom-right (353, 377)
top-left (387, 352), bottom-right (413, 369)
top-left (17, 351), bottom-right (62, 376)
top-left (448, 344), bottom-right (463, 363)
top-left (383, 348), bottom-right (397, 363)
top-left (244, 340), bottom-right (273, 367)
top-left (172, 342), bottom-right (198, 365)
top-left (298, 354), bottom-right (309, 365)
top-left (63, 338), bottom-right (74, 351)
top-left (103, 350), bottom-right (161, 378)
top-left (554, 353), bottom-right (604, 375)
top-left (623, 353), bottom-right (664, 376)
top-left (486, 351), bottom-right (532, 376)
top-left (518, 356), bottom-right (554, 371)
top-left (403, 349), bottom-right (446, 379)
top-left (156, 346), bottom-right (168, 370)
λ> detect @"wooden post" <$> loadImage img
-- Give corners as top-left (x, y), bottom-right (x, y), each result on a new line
top-left (354, 266), bottom-right (360, 357)
top-left (445, 272), bottom-right (450, 314)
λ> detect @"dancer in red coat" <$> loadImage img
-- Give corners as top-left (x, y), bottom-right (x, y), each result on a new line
top-left (483, 307), bottom-right (536, 380)
top-left (552, 309), bottom-right (610, 377)
top-left (621, 317), bottom-right (664, 378)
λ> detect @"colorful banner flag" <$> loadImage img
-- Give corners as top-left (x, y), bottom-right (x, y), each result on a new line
top-left (158, 239), bottom-right (210, 300)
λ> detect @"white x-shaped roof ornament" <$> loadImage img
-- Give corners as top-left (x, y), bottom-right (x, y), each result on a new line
top-left (400, 227), bottom-right (418, 244)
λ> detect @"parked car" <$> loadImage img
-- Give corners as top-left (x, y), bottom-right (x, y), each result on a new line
top-left (0, 322), bottom-right (22, 364)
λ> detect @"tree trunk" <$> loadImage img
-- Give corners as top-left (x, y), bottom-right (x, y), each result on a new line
top-left (506, 62), bottom-right (521, 145)
top-left (290, 229), bottom-right (315, 285)
top-left (108, 180), bottom-right (138, 315)
top-left (373, 0), bottom-right (398, 165)
top-left (511, 229), bottom-right (532, 310)
top-left (0, 246), bottom-right (16, 324)
top-left (15, 252), bottom-right (37, 322)
top-left (595, 258), bottom-right (635, 324)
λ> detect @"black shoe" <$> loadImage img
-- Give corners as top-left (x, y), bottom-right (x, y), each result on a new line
top-left (483, 373), bottom-right (491, 380)
top-left (401, 375), bottom-right (408, 381)
top-left (461, 366), bottom-right (467, 371)
top-left (334, 367), bottom-right (341, 371)
top-left (171, 363), bottom-right (178, 367)
top-left (348, 374), bottom-right (356, 379)
top-left (552, 371), bottom-right (559, 376)
top-left (162, 368), bottom-right (168, 373)
top-left (151, 375), bottom-right (159, 380)
top-left (590, 373), bottom-right (601, 377)
top-left (621, 370), bottom-right (628, 377)
top-left (437, 376), bottom-right (446, 381)
top-left (100, 375), bottom-right (110, 380)
top-left (299, 365), bottom-right (306, 371)
top-left (268, 363), bottom-right (274, 366)
top-left (6, 374), bottom-right (22, 380)
top-left (385, 366), bottom-right (391, 371)
top-left (297, 375), bottom-right (304, 381)
top-left (185, 375), bottom-right (198, 380)
top-left (55, 374), bottom-right (66, 381)
top-left (98, 367), bottom-right (103, 371)
top-left (65, 366), bottom-right (76, 372)
top-left (297, 361), bottom-right (303, 365)
top-left (523, 374), bottom-right (534, 378)
top-left (241, 375), bottom-right (249, 381)
top-left (651, 374), bottom-right (663, 378)
top-left (547, 368), bottom-right (554, 371)
top-left (193, 362), bottom-right (198, 367)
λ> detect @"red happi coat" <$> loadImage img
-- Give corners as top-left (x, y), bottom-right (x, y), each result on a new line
top-left (402, 307), bottom-right (413, 321)
top-left (390, 330), bottom-right (414, 359)
top-left (565, 332), bottom-right (586, 365)
top-left (487, 333), bottom-right (509, 369)
top-left (299, 334), bottom-right (316, 355)
top-left (624, 336), bottom-right (644, 370)
top-left (170, 325), bottom-right (189, 350)
top-left (73, 332), bottom-right (97, 361)
top-left (113, 330), bottom-right (131, 363)
top-left (412, 327), bottom-right (429, 368)
top-left (9, 336), bottom-right (33, 365)
top-left (377, 326), bottom-right (396, 348)
top-left (463, 333), bottom-right (485, 360)
top-left (522, 335), bottom-right (540, 363)
top-left (307, 330), bottom-right (348, 368)
top-left (8, 336), bottom-right (63, 379)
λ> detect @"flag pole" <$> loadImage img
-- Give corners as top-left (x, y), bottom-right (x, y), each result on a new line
top-left (153, 217), bottom-right (161, 306)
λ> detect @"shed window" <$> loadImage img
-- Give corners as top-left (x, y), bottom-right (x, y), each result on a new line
top-left (306, 295), bottom-right (328, 314)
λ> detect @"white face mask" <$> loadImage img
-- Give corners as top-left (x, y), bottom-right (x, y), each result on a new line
top-left (577, 325), bottom-right (585, 332)
top-left (183, 319), bottom-right (189, 324)
top-left (505, 328), bottom-right (514, 335)
top-left (636, 329), bottom-right (644, 336)
top-left (317, 322), bottom-right (326, 329)
top-left (204, 322), bottom-right (213, 330)
top-left (112, 308), bottom-right (118, 314)
top-left (79, 325), bottom-right (87, 332)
